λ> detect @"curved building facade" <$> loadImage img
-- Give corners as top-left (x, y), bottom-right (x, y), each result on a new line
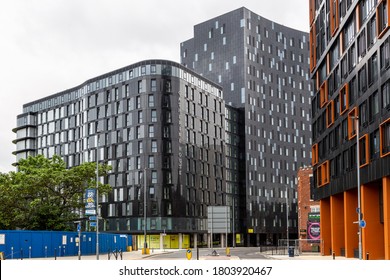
top-left (13, 60), bottom-right (225, 248)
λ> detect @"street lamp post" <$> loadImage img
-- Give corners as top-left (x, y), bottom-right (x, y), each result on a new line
top-left (75, 221), bottom-right (81, 260)
top-left (286, 186), bottom-right (289, 249)
top-left (96, 141), bottom-right (99, 260)
top-left (286, 185), bottom-right (290, 250)
top-left (144, 168), bottom-right (148, 252)
top-left (354, 116), bottom-right (363, 260)
top-left (232, 195), bottom-right (236, 248)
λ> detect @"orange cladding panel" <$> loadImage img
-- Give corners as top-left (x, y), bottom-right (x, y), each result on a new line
top-left (331, 194), bottom-right (345, 255)
top-left (361, 183), bottom-right (385, 259)
top-left (320, 198), bottom-right (331, 255)
top-left (384, 176), bottom-right (390, 260)
top-left (344, 190), bottom-right (359, 258)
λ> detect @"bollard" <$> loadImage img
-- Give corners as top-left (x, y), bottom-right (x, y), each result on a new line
top-left (21, 248), bottom-right (23, 260)
top-left (197, 247), bottom-right (199, 260)
top-left (366, 252), bottom-right (369, 260)
top-left (186, 248), bottom-right (192, 260)
top-left (332, 251), bottom-right (335, 260)
top-left (54, 248), bottom-right (57, 260)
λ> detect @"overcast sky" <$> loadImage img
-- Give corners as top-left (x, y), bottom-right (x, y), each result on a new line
top-left (0, 0), bottom-right (309, 172)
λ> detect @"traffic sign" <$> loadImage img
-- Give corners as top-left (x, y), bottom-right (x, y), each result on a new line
top-left (89, 216), bottom-right (97, 221)
top-left (359, 220), bottom-right (366, 228)
top-left (77, 224), bottom-right (81, 232)
top-left (90, 222), bottom-right (97, 227)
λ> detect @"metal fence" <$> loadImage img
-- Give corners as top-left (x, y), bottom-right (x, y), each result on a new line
top-left (0, 230), bottom-right (130, 259)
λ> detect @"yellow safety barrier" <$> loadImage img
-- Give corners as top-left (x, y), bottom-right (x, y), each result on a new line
top-left (142, 248), bottom-right (150, 255)
top-left (186, 248), bottom-right (192, 260)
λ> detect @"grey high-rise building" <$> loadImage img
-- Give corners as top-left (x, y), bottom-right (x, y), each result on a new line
top-left (13, 60), bottom-right (226, 249)
top-left (181, 7), bottom-right (312, 245)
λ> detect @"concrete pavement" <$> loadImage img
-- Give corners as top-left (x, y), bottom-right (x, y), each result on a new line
top-left (7, 248), bottom-right (355, 261)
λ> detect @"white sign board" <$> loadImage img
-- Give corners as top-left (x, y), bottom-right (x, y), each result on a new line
top-left (207, 206), bottom-right (231, 233)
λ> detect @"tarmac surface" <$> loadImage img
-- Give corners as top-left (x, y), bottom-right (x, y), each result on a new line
top-left (8, 248), bottom-right (356, 261)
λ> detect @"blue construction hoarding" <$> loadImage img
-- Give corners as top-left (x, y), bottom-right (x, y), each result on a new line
top-left (0, 230), bottom-right (131, 259)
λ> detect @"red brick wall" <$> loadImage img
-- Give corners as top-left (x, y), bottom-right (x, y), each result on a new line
top-left (297, 166), bottom-right (320, 252)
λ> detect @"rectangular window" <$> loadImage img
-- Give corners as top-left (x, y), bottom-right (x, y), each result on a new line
top-left (148, 125), bottom-right (154, 138)
top-left (349, 76), bottom-right (357, 105)
top-left (151, 140), bottom-right (157, 153)
top-left (317, 160), bottom-right (330, 187)
top-left (138, 80), bottom-right (145, 93)
top-left (136, 156), bottom-right (141, 169)
top-left (380, 118), bottom-right (390, 157)
top-left (148, 155), bottom-right (155, 169)
top-left (360, 0), bottom-right (378, 25)
top-left (148, 95), bottom-right (155, 107)
top-left (367, 14), bottom-right (377, 48)
top-left (339, 83), bottom-right (349, 114)
top-left (330, 0), bottom-right (340, 36)
top-left (326, 100), bottom-right (335, 127)
top-left (358, 65), bottom-right (367, 96)
top-left (370, 129), bottom-right (380, 159)
top-left (151, 110), bottom-right (157, 122)
top-left (312, 143), bottom-right (319, 166)
top-left (359, 134), bottom-right (369, 167)
top-left (382, 79), bottom-right (390, 108)
top-left (320, 80), bottom-right (329, 107)
top-left (368, 52), bottom-right (378, 86)
top-left (310, 25), bottom-right (316, 71)
top-left (369, 91), bottom-right (379, 121)
top-left (163, 80), bottom-right (171, 93)
top-left (341, 55), bottom-right (348, 79)
top-left (380, 37), bottom-right (390, 70)
top-left (344, 17), bottom-right (356, 51)
top-left (151, 171), bottom-right (157, 184)
top-left (348, 43), bottom-right (357, 72)
top-left (377, 0), bottom-right (390, 38)
top-left (348, 107), bottom-right (358, 139)
top-left (342, 118), bottom-right (349, 141)
top-left (151, 79), bottom-right (157, 92)
top-left (359, 100), bottom-right (368, 126)
top-left (358, 29), bottom-right (367, 58)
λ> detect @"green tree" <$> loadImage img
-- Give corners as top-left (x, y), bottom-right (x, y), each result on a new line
top-left (0, 155), bottom-right (111, 231)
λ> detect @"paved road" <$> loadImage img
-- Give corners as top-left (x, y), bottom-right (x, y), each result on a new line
top-left (145, 247), bottom-right (268, 260)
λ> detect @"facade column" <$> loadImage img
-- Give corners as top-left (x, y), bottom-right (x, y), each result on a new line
top-left (220, 234), bottom-right (225, 248)
top-left (330, 194), bottom-right (345, 255)
top-left (383, 176), bottom-right (390, 260)
top-left (320, 198), bottom-right (331, 255)
top-left (361, 183), bottom-right (384, 259)
top-left (344, 190), bottom-right (358, 258)
top-left (193, 233), bottom-right (198, 249)
top-left (160, 233), bottom-right (164, 250)
top-left (179, 233), bottom-right (183, 249)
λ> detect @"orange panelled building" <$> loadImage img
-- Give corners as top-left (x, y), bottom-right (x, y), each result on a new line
top-left (309, 0), bottom-right (390, 259)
